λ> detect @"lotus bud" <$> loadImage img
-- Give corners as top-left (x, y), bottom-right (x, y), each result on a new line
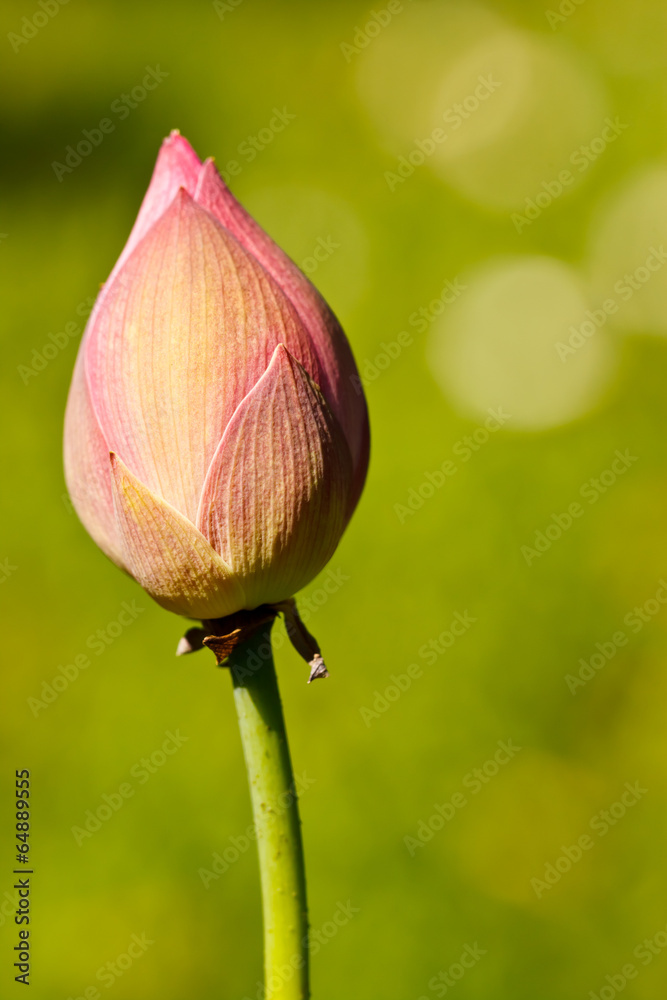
top-left (64, 132), bottom-right (369, 673)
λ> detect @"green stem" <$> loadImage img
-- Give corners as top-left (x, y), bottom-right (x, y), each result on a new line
top-left (228, 625), bottom-right (309, 1000)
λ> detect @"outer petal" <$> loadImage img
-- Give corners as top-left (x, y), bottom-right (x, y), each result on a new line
top-left (63, 350), bottom-right (125, 569)
top-left (79, 133), bottom-right (203, 344)
top-left (85, 189), bottom-right (323, 524)
top-left (112, 131), bottom-right (203, 281)
top-left (110, 453), bottom-right (245, 619)
top-left (197, 344), bottom-right (352, 609)
top-left (194, 158), bottom-right (370, 512)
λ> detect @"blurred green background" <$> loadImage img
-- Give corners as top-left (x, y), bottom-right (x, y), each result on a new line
top-left (2, 0), bottom-right (667, 997)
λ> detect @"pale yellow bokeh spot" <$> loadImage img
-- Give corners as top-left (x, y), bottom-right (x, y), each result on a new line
top-left (587, 166), bottom-right (667, 336)
top-left (431, 30), bottom-right (533, 162)
top-left (356, 0), bottom-right (504, 154)
top-left (429, 30), bottom-right (607, 210)
top-left (356, 1), bottom-right (607, 210)
top-left (428, 256), bottom-right (617, 430)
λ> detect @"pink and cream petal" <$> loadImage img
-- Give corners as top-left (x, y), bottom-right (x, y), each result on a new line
top-left (63, 351), bottom-right (125, 568)
top-left (194, 158), bottom-right (370, 501)
top-left (112, 131), bottom-right (203, 279)
top-left (80, 133), bottom-right (204, 341)
top-left (110, 453), bottom-right (245, 620)
top-left (85, 189), bottom-right (323, 524)
top-left (197, 344), bottom-right (352, 609)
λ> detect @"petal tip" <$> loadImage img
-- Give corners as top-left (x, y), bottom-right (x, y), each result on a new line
top-left (161, 130), bottom-right (200, 163)
top-left (270, 341), bottom-right (298, 371)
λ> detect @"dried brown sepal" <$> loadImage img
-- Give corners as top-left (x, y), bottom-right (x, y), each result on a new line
top-left (201, 605), bottom-right (278, 666)
top-left (201, 628), bottom-right (244, 664)
top-left (182, 597), bottom-right (330, 682)
top-left (273, 598), bottom-right (330, 682)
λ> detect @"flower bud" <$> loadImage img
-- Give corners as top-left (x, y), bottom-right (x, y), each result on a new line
top-left (64, 132), bottom-right (369, 620)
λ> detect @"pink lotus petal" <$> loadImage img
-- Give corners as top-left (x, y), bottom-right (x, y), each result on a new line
top-left (63, 351), bottom-right (125, 569)
top-left (86, 189), bottom-right (323, 524)
top-left (113, 131), bottom-right (203, 279)
top-left (194, 158), bottom-right (370, 506)
top-left (110, 453), bottom-right (244, 619)
top-left (81, 133), bottom-right (205, 342)
top-left (197, 344), bottom-right (352, 609)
